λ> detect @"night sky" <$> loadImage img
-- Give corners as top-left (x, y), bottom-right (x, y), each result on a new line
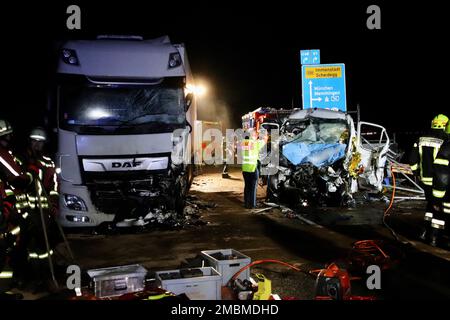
top-left (1, 1), bottom-right (448, 150)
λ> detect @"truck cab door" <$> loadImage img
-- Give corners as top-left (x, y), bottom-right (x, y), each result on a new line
top-left (356, 122), bottom-right (390, 191)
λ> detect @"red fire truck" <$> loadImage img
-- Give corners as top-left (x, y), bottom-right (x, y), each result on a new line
top-left (242, 107), bottom-right (297, 133)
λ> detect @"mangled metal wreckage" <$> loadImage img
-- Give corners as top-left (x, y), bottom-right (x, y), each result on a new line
top-left (264, 108), bottom-right (390, 208)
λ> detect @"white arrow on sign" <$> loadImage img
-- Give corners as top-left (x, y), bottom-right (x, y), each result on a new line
top-left (309, 80), bottom-right (322, 107)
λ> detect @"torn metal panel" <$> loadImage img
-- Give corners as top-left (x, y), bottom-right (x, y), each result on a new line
top-left (356, 122), bottom-right (390, 192)
top-left (265, 108), bottom-right (390, 208)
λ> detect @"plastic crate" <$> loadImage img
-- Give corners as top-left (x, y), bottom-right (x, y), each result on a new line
top-left (155, 267), bottom-right (221, 300)
top-left (201, 249), bottom-right (251, 285)
top-left (87, 264), bottom-right (147, 298)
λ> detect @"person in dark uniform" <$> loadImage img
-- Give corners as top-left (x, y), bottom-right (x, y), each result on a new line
top-left (409, 114), bottom-right (448, 241)
top-left (431, 121), bottom-right (450, 246)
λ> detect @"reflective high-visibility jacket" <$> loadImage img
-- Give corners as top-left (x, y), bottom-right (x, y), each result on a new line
top-left (432, 140), bottom-right (450, 214)
top-left (25, 153), bottom-right (59, 211)
top-left (39, 155), bottom-right (59, 200)
top-left (0, 263), bottom-right (13, 284)
top-left (1, 179), bottom-right (15, 286)
top-left (0, 147), bottom-right (33, 190)
top-left (1, 199), bottom-right (15, 285)
top-left (1, 177), bottom-right (21, 261)
top-left (409, 129), bottom-right (447, 186)
top-left (23, 153), bottom-right (58, 261)
top-left (0, 147), bottom-right (32, 223)
top-left (241, 139), bottom-right (265, 173)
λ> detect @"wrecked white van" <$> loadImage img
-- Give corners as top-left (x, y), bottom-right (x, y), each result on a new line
top-left (264, 108), bottom-right (389, 208)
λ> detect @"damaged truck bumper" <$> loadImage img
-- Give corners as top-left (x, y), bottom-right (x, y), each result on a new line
top-left (59, 169), bottom-right (189, 228)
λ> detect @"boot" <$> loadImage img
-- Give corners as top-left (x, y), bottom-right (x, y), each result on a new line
top-left (430, 235), bottom-right (438, 247)
top-left (429, 229), bottom-right (440, 247)
top-left (419, 218), bottom-right (432, 241)
top-left (419, 228), bottom-right (428, 241)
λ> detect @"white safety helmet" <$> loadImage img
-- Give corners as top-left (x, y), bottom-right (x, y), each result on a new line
top-left (0, 119), bottom-right (13, 137)
top-left (29, 127), bottom-right (47, 142)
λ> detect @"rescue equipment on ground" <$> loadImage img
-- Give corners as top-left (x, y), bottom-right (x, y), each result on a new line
top-left (311, 263), bottom-right (376, 300)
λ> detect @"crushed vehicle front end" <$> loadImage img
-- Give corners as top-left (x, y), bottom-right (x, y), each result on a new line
top-left (265, 108), bottom-right (358, 208)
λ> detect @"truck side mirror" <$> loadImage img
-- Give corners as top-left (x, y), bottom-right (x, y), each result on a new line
top-left (185, 93), bottom-right (193, 111)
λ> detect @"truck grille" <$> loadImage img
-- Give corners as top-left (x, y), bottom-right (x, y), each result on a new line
top-left (80, 155), bottom-right (171, 215)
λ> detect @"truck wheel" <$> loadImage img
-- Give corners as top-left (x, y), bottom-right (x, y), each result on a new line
top-left (175, 193), bottom-right (186, 215)
top-left (174, 178), bottom-right (187, 215)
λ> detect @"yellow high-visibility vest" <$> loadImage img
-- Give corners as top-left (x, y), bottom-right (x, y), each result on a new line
top-left (241, 139), bottom-right (264, 173)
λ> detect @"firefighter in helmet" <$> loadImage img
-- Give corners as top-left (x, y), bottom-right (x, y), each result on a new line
top-left (0, 119), bottom-right (34, 295)
top-left (22, 127), bottom-right (59, 291)
top-left (431, 121), bottom-right (450, 246)
top-left (409, 114), bottom-right (449, 242)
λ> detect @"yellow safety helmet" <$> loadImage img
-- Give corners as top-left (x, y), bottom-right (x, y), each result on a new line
top-left (446, 121), bottom-right (450, 134)
top-left (431, 114), bottom-right (449, 130)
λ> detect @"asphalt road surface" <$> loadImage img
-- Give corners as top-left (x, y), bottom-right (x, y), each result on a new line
top-left (19, 166), bottom-right (450, 299)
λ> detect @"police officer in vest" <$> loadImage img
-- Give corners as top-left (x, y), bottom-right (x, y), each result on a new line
top-left (241, 129), bottom-right (266, 209)
top-left (409, 114), bottom-right (449, 241)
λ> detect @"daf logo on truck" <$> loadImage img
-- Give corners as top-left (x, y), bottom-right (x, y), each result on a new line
top-left (112, 161), bottom-right (143, 168)
top-left (82, 157), bottom-right (169, 172)
top-left (56, 35), bottom-right (197, 227)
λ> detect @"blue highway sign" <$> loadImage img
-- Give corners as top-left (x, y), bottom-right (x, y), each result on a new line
top-left (300, 49), bottom-right (320, 65)
top-left (301, 63), bottom-right (347, 112)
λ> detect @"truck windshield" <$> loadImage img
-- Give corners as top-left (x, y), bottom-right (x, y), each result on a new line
top-left (58, 76), bottom-right (186, 134)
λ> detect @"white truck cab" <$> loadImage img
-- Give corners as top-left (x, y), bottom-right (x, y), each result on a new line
top-left (55, 36), bottom-right (197, 227)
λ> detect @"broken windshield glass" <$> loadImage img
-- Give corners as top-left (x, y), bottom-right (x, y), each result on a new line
top-left (281, 118), bottom-right (349, 167)
top-left (58, 76), bottom-right (186, 134)
top-left (284, 119), bottom-right (348, 144)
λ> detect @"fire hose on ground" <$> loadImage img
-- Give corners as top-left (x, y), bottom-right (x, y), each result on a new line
top-left (383, 166), bottom-right (411, 245)
top-left (33, 171), bottom-right (76, 289)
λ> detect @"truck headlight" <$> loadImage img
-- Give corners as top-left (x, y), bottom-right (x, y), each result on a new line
top-left (61, 48), bottom-right (79, 65)
top-left (63, 194), bottom-right (88, 211)
top-left (168, 52), bottom-right (182, 68)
